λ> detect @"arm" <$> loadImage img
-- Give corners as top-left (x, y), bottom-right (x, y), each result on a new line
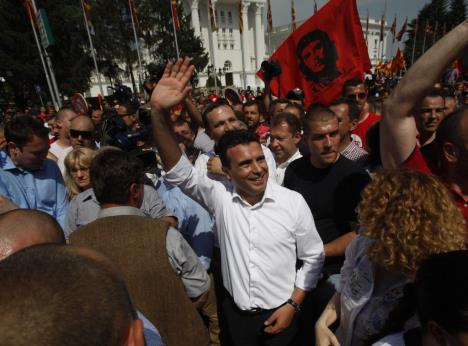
top-left (54, 167), bottom-right (70, 228)
top-left (183, 96), bottom-right (203, 128)
top-left (381, 20), bottom-right (468, 168)
top-left (150, 58), bottom-right (194, 171)
top-left (324, 231), bottom-right (357, 257)
top-left (166, 227), bottom-right (210, 304)
top-left (263, 77), bottom-right (272, 114)
top-left (315, 293), bottom-right (341, 346)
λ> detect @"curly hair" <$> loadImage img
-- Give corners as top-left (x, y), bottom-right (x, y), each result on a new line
top-left (358, 169), bottom-right (465, 274)
top-left (64, 148), bottom-right (96, 198)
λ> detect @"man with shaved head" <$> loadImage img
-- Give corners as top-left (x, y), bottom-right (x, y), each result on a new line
top-left (0, 209), bottom-right (65, 260)
top-left (48, 108), bottom-right (78, 172)
top-left (69, 115), bottom-right (97, 150)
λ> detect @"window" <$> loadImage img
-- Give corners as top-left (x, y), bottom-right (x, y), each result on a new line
top-left (223, 44), bottom-right (227, 50)
top-left (220, 11), bottom-right (225, 26)
top-left (229, 28), bottom-right (233, 35)
top-left (228, 11), bottom-right (233, 25)
top-left (230, 44), bottom-right (234, 50)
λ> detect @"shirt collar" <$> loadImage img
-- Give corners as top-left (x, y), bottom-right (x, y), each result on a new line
top-left (1, 150), bottom-right (18, 170)
top-left (231, 180), bottom-right (276, 207)
top-left (98, 206), bottom-right (146, 219)
top-left (277, 149), bottom-right (302, 169)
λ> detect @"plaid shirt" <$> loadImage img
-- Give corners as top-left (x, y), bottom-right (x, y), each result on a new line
top-left (341, 140), bottom-right (369, 167)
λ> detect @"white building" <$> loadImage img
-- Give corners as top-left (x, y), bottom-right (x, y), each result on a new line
top-left (184, 0), bottom-right (267, 89)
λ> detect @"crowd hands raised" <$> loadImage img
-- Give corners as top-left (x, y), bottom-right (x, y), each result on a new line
top-left (0, 19), bottom-right (468, 346)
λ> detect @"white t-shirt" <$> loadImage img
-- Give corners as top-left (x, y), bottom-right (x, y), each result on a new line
top-left (49, 141), bottom-right (72, 176)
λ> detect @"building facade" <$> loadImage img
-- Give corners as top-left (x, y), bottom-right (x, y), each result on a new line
top-left (184, 0), bottom-right (267, 90)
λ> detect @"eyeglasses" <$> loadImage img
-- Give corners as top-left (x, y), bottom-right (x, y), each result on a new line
top-left (347, 93), bottom-right (366, 100)
top-left (70, 129), bottom-right (94, 140)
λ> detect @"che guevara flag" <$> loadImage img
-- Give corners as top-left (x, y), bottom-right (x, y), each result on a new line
top-left (258, 0), bottom-right (371, 107)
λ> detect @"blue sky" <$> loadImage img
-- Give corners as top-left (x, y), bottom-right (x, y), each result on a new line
top-left (271, 0), bottom-right (431, 29)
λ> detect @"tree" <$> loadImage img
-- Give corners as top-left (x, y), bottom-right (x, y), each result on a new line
top-left (139, 0), bottom-right (208, 74)
top-left (0, 0), bottom-right (93, 107)
top-left (402, 0), bottom-right (467, 66)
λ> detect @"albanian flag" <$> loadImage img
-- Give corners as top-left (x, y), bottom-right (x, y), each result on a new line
top-left (258, 0), bottom-right (371, 107)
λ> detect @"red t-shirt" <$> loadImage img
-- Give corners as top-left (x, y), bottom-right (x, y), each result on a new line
top-left (351, 112), bottom-right (380, 149)
top-left (404, 146), bottom-right (468, 225)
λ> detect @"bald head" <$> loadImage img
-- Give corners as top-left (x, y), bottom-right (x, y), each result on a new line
top-left (0, 244), bottom-right (142, 346)
top-left (70, 116), bottom-right (96, 149)
top-left (0, 209), bottom-right (65, 261)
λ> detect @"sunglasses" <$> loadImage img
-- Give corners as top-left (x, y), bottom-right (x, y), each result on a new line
top-left (70, 129), bottom-right (93, 140)
top-left (347, 93), bottom-right (366, 100)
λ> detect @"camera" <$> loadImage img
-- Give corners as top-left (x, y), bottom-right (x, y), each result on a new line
top-left (261, 60), bottom-right (282, 80)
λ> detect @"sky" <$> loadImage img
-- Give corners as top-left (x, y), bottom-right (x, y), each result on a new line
top-left (271, 0), bottom-right (431, 29)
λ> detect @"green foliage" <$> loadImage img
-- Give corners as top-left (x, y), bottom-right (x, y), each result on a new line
top-left (0, 0), bottom-right (208, 107)
top-left (403, 0), bottom-right (466, 66)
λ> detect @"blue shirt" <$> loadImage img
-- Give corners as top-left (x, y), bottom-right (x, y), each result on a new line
top-left (157, 178), bottom-right (214, 270)
top-left (0, 149), bottom-right (69, 227)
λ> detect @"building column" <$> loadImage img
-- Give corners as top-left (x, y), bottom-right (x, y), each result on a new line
top-left (254, 3), bottom-right (265, 69)
top-left (190, 0), bottom-right (200, 37)
top-left (241, 1), bottom-right (250, 73)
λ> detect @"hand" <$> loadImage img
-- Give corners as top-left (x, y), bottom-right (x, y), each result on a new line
top-left (150, 58), bottom-right (195, 111)
top-left (0, 196), bottom-right (18, 214)
top-left (315, 321), bottom-right (340, 346)
top-left (264, 304), bottom-right (295, 334)
top-left (207, 156), bottom-right (226, 177)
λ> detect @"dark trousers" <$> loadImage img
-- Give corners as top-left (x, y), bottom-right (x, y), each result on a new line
top-left (221, 290), bottom-right (300, 346)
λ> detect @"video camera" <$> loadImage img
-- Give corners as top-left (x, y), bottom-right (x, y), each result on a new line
top-left (261, 60), bottom-right (282, 80)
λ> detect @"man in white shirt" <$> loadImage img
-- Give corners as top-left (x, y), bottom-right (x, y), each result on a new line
top-left (48, 108), bottom-right (78, 174)
top-left (150, 58), bottom-right (325, 346)
top-left (269, 112), bottom-right (303, 185)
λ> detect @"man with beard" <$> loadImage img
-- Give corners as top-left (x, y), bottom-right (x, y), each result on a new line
top-left (243, 100), bottom-right (270, 141)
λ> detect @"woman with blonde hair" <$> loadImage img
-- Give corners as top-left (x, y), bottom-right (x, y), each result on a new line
top-left (64, 148), bottom-right (96, 199)
top-left (315, 169), bottom-right (466, 346)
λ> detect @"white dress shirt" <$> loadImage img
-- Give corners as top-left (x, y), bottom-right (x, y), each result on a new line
top-left (165, 155), bottom-right (324, 310)
top-left (274, 149), bottom-right (303, 186)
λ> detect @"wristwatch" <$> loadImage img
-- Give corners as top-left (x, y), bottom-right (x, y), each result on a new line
top-left (286, 298), bottom-right (301, 312)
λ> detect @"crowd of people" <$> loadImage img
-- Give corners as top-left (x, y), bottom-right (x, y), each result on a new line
top-left (0, 19), bottom-right (467, 346)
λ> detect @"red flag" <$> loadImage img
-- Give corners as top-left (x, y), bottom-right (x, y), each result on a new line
top-left (171, 0), bottom-right (180, 31)
top-left (390, 16), bottom-right (396, 42)
top-left (208, 0), bottom-right (217, 32)
top-left (257, 0), bottom-right (371, 107)
top-left (267, 0), bottom-right (273, 32)
top-left (396, 17), bottom-right (407, 41)
top-left (129, 0), bottom-right (139, 31)
top-left (291, 0), bottom-right (296, 31)
top-left (424, 22), bottom-right (431, 33)
top-left (238, 0), bottom-right (243, 34)
top-left (21, 0), bottom-right (36, 24)
top-left (392, 48), bottom-right (406, 73)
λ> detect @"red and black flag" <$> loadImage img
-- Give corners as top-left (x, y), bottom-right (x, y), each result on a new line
top-left (171, 0), bottom-right (180, 31)
top-left (21, 0), bottom-right (36, 24)
top-left (129, 0), bottom-right (139, 31)
top-left (396, 17), bottom-right (407, 41)
top-left (208, 0), bottom-right (217, 32)
top-left (291, 0), bottom-right (297, 31)
top-left (267, 0), bottom-right (273, 32)
top-left (257, 0), bottom-right (371, 107)
top-left (390, 16), bottom-right (396, 42)
top-left (238, 0), bottom-right (243, 34)
top-left (379, 14), bottom-right (385, 41)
